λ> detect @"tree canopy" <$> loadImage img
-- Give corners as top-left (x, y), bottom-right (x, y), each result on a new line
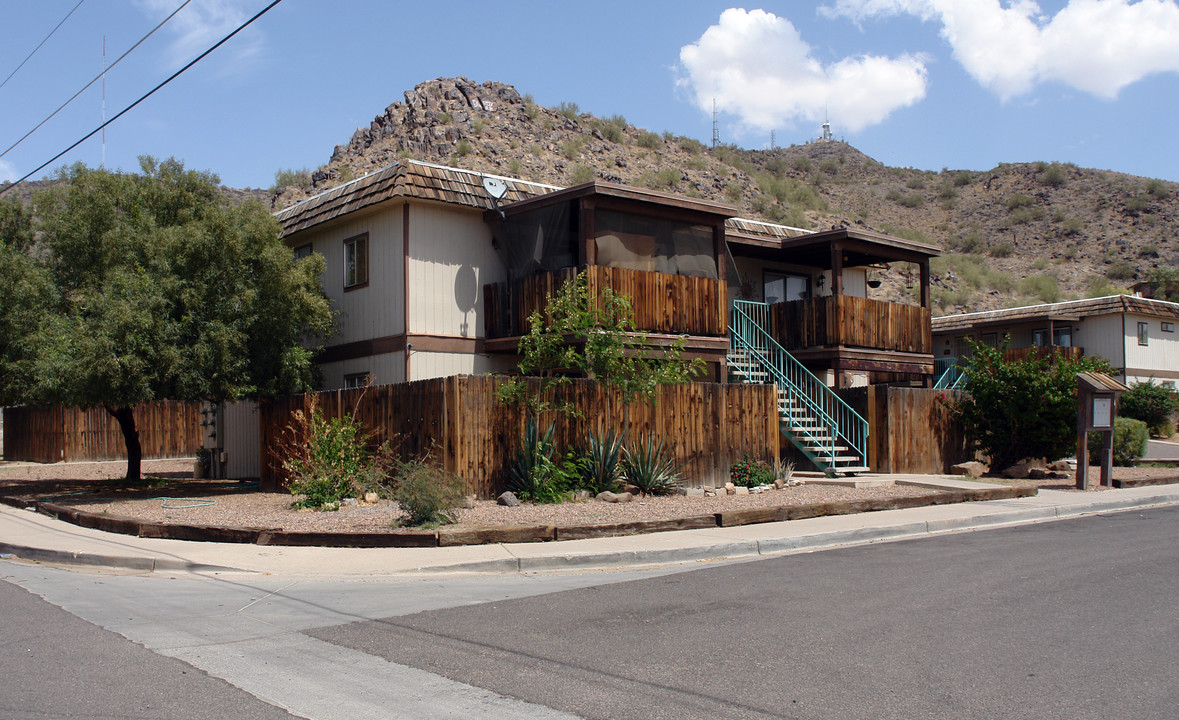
top-left (3, 158), bottom-right (334, 478)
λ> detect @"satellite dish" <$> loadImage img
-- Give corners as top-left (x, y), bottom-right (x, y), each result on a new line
top-left (482, 176), bottom-right (508, 200)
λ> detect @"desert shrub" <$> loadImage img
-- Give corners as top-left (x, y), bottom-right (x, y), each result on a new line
top-left (556, 101), bottom-right (580, 120)
top-left (1039, 163), bottom-right (1066, 187)
top-left (437, 112), bottom-right (451, 125)
top-left (953, 171), bottom-right (972, 187)
top-left (792, 156), bottom-right (812, 173)
top-left (281, 404), bottom-right (390, 510)
top-left (1105, 259), bottom-right (1136, 281)
top-left (561, 138), bottom-right (583, 160)
top-left (1126, 195), bottom-right (1149, 213)
top-left (990, 241), bottom-right (1014, 258)
top-left (569, 165), bottom-right (595, 184)
top-left (1145, 178), bottom-right (1171, 200)
top-left (1088, 417), bottom-right (1149, 466)
top-left (679, 137), bottom-right (705, 154)
top-left (945, 341), bottom-right (1111, 470)
top-left (906, 177), bottom-right (926, 190)
top-left (636, 131), bottom-right (663, 150)
top-left (1060, 217), bottom-right (1083, 235)
top-left (724, 183), bottom-right (743, 203)
top-left (507, 159), bottom-right (522, 176)
top-left (524, 103), bottom-right (539, 120)
top-left (600, 120), bottom-right (624, 143)
top-left (271, 167), bottom-right (312, 193)
top-left (455, 139), bottom-right (472, 157)
top-left (471, 118), bottom-right (485, 135)
top-left (820, 159), bottom-right (839, 175)
top-left (1006, 194), bottom-right (1035, 210)
top-left (1139, 242), bottom-right (1159, 258)
top-left (392, 457), bottom-right (466, 526)
top-left (577, 429), bottom-right (625, 494)
top-left (641, 167), bottom-right (682, 191)
top-left (1119, 381), bottom-right (1179, 434)
top-left (730, 454), bottom-right (776, 487)
top-left (1017, 274), bottom-right (1061, 303)
top-left (623, 433), bottom-right (684, 496)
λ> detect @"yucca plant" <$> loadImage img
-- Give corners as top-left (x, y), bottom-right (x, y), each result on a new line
top-left (579, 428), bottom-right (625, 494)
top-left (623, 432), bottom-right (684, 496)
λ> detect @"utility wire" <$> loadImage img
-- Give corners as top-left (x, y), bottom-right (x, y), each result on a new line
top-left (0, 0), bottom-right (87, 92)
top-left (1, 0), bottom-right (193, 160)
top-left (0, 0), bottom-right (284, 196)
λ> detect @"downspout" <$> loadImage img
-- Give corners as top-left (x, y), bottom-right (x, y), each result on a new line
top-left (1121, 313), bottom-right (1127, 383)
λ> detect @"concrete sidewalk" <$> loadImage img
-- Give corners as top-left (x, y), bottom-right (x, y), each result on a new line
top-left (4, 481), bottom-right (1179, 577)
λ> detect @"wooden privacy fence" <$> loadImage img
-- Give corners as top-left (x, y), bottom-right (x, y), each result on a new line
top-left (1, 401), bottom-right (202, 463)
top-left (771, 296), bottom-right (932, 353)
top-left (483, 266), bottom-right (727, 338)
top-left (260, 375), bottom-right (778, 496)
top-left (837, 386), bottom-right (969, 474)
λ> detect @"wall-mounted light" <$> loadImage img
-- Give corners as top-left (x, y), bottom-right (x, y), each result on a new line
top-left (816, 274), bottom-right (826, 290)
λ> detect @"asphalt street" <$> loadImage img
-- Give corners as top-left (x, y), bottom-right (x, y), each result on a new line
top-left (312, 506), bottom-right (1179, 720)
top-left (4, 506), bottom-right (1178, 720)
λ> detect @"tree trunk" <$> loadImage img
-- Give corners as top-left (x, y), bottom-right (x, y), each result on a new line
top-left (104, 405), bottom-right (142, 481)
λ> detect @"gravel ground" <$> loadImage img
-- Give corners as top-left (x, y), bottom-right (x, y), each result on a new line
top-left (1, 457), bottom-right (1176, 533)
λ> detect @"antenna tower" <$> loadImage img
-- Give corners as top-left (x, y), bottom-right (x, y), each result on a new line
top-left (770, 130), bottom-right (776, 151)
top-left (711, 98), bottom-right (720, 148)
top-left (101, 35), bottom-right (106, 167)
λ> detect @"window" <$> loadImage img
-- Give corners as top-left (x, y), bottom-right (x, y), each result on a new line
top-left (343, 372), bottom-right (370, 389)
top-left (1032, 329), bottom-right (1049, 347)
top-left (1052, 326), bottom-right (1072, 347)
top-left (1163, 321), bottom-right (1174, 333)
top-left (764, 271), bottom-right (809, 304)
top-left (293, 243), bottom-right (313, 260)
top-left (980, 333), bottom-right (998, 348)
top-left (343, 234), bottom-right (368, 289)
top-left (1138, 322), bottom-right (1149, 346)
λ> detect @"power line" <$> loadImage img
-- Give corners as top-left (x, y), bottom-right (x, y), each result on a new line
top-left (0, 0), bottom-right (87, 92)
top-left (1, 0), bottom-right (194, 161)
top-left (0, 0), bottom-right (284, 196)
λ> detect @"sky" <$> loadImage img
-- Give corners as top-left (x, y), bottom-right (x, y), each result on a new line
top-left (4, 0), bottom-right (1179, 192)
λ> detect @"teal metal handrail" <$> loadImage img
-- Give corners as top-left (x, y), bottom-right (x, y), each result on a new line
top-left (933, 365), bottom-right (965, 390)
top-left (730, 300), bottom-right (868, 469)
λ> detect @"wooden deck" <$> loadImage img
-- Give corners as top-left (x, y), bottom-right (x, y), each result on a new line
top-left (484, 266), bottom-right (727, 339)
top-left (769, 296), bottom-right (932, 354)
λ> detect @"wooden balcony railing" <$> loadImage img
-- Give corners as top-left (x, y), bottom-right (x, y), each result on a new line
top-left (769, 295), bottom-right (932, 354)
top-left (1002, 345), bottom-right (1085, 363)
top-left (484, 266), bottom-right (727, 339)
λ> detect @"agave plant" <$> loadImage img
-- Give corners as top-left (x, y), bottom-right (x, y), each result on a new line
top-left (505, 418), bottom-right (567, 502)
top-left (623, 432), bottom-right (684, 496)
top-left (578, 428), bottom-right (625, 495)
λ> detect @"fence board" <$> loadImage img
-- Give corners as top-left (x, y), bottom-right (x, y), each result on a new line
top-left (259, 377), bottom-right (777, 496)
top-left (1, 401), bottom-right (202, 463)
top-left (837, 386), bottom-right (968, 474)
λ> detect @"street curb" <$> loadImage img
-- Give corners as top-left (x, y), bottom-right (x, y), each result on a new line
top-left (0, 541), bottom-right (240, 573)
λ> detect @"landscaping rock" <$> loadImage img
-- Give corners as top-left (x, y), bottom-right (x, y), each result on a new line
top-left (596, 491), bottom-right (617, 502)
top-left (1049, 459), bottom-right (1074, 472)
top-left (614, 492), bottom-right (633, 503)
top-left (364, 492), bottom-right (379, 504)
top-left (676, 487), bottom-right (705, 497)
top-left (1028, 468), bottom-right (1048, 479)
top-left (622, 484), bottom-right (641, 496)
top-left (1001, 462), bottom-right (1031, 479)
top-left (734, 486), bottom-right (750, 495)
top-left (951, 461), bottom-right (987, 478)
top-left (342, 498), bottom-right (359, 507)
top-left (497, 491), bottom-right (521, 507)
top-left (573, 490), bottom-right (591, 501)
top-left (462, 494), bottom-right (477, 509)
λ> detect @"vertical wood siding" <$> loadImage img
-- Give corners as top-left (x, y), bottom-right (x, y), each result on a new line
top-left (838, 386), bottom-right (969, 474)
top-left (2, 401), bottom-right (202, 463)
top-left (484, 266), bottom-right (727, 338)
top-left (770, 296), bottom-right (932, 353)
top-left (259, 377), bottom-right (777, 497)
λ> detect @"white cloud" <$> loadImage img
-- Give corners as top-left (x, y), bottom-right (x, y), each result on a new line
top-left (822, 0), bottom-right (1179, 100)
top-left (0, 159), bottom-right (16, 183)
top-left (136, 0), bottom-right (263, 69)
top-left (677, 8), bottom-right (928, 135)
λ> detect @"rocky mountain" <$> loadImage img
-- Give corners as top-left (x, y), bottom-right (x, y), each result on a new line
top-left (272, 77), bottom-right (1178, 315)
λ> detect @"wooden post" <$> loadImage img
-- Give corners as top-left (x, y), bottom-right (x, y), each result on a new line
top-left (919, 259), bottom-right (930, 310)
top-left (578, 198), bottom-right (596, 267)
top-left (830, 242), bottom-right (843, 297)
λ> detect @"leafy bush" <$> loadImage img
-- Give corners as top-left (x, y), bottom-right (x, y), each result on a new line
top-left (1039, 163), bottom-right (1066, 187)
top-left (1017, 274), bottom-right (1061, 303)
top-left (1088, 417), bottom-right (1149, 466)
top-left (271, 167), bottom-right (312, 193)
top-left (945, 341), bottom-right (1111, 470)
top-left (556, 101), bottom-right (580, 120)
top-left (281, 404), bottom-right (390, 510)
top-left (1006, 194), bottom-right (1035, 210)
top-left (623, 433), bottom-right (683, 496)
top-left (793, 157), bottom-right (812, 173)
top-left (953, 171), bottom-right (972, 187)
top-left (1119, 381), bottom-right (1178, 435)
top-left (455, 139), bottom-right (472, 157)
top-left (1145, 178), bottom-right (1171, 200)
top-left (636, 132), bottom-right (663, 150)
top-left (392, 457), bottom-right (466, 526)
top-left (437, 112), bottom-right (452, 125)
top-left (505, 419), bottom-right (579, 503)
top-left (990, 241), bottom-right (1014, 258)
top-left (1105, 259), bottom-right (1136, 281)
top-left (561, 138), bottom-right (583, 160)
top-left (570, 164), bottom-right (595, 184)
top-left (577, 429), bottom-right (625, 494)
top-left (730, 454), bottom-right (775, 487)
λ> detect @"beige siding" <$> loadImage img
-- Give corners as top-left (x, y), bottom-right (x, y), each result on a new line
top-left (287, 202), bottom-right (406, 346)
top-left (1078, 314), bottom-right (1125, 370)
top-left (409, 352), bottom-right (517, 381)
top-left (319, 352), bottom-right (406, 390)
top-left (407, 203), bottom-right (506, 337)
top-left (1123, 313), bottom-right (1179, 383)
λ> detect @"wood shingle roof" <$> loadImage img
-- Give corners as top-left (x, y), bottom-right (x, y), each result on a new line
top-left (932, 295), bottom-right (1179, 333)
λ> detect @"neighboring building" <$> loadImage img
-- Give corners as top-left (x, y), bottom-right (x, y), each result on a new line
top-left (932, 295), bottom-right (1179, 388)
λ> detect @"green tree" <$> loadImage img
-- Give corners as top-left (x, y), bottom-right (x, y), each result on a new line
top-left (22, 158), bottom-right (334, 479)
top-left (497, 271), bottom-right (704, 415)
top-left (0, 197), bottom-right (50, 405)
top-left (946, 341), bottom-right (1111, 470)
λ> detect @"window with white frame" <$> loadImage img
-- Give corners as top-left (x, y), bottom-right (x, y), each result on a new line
top-left (343, 372), bottom-right (370, 389)
top-left (1138, 322), bottom-right (1149, 346)
top-left (343, 234), bottom-right (368, 289)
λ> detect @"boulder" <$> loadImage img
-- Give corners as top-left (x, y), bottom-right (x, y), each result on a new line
top-left (734, 486), bottom-right (750, 495)
top-left (1049, 459), bottom-right (1074, 472)
top-left (497, 491), bottom-right (521, 507)
top-left (462, 494), bottom-right (477, 509)
top-left (595, 491), bottom-right (617, 502)
top-left (1027, 468), bottom-right (1048, 479)
top-left (951, 461), bottom-right (987, 478)
top-left (363, 492), bottom-right (379, 504)
top-left (1001, 462), bottom-right (1032, 479)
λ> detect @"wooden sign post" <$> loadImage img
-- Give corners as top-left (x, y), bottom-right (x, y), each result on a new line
top-left (1076, 372), bottom-right (1129, 490)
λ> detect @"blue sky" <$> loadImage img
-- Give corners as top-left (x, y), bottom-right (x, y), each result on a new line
top-left (4, 0), bottom-right (1179, 190)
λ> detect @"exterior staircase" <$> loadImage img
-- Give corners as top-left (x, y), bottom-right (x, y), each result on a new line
top-left (728, 300), bottom-right (869, 476)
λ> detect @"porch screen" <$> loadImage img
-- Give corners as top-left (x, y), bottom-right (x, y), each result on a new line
top-left (489, 203), bottom-right (576, 280)
top-left (594, 210), bottom-right (717, 279)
